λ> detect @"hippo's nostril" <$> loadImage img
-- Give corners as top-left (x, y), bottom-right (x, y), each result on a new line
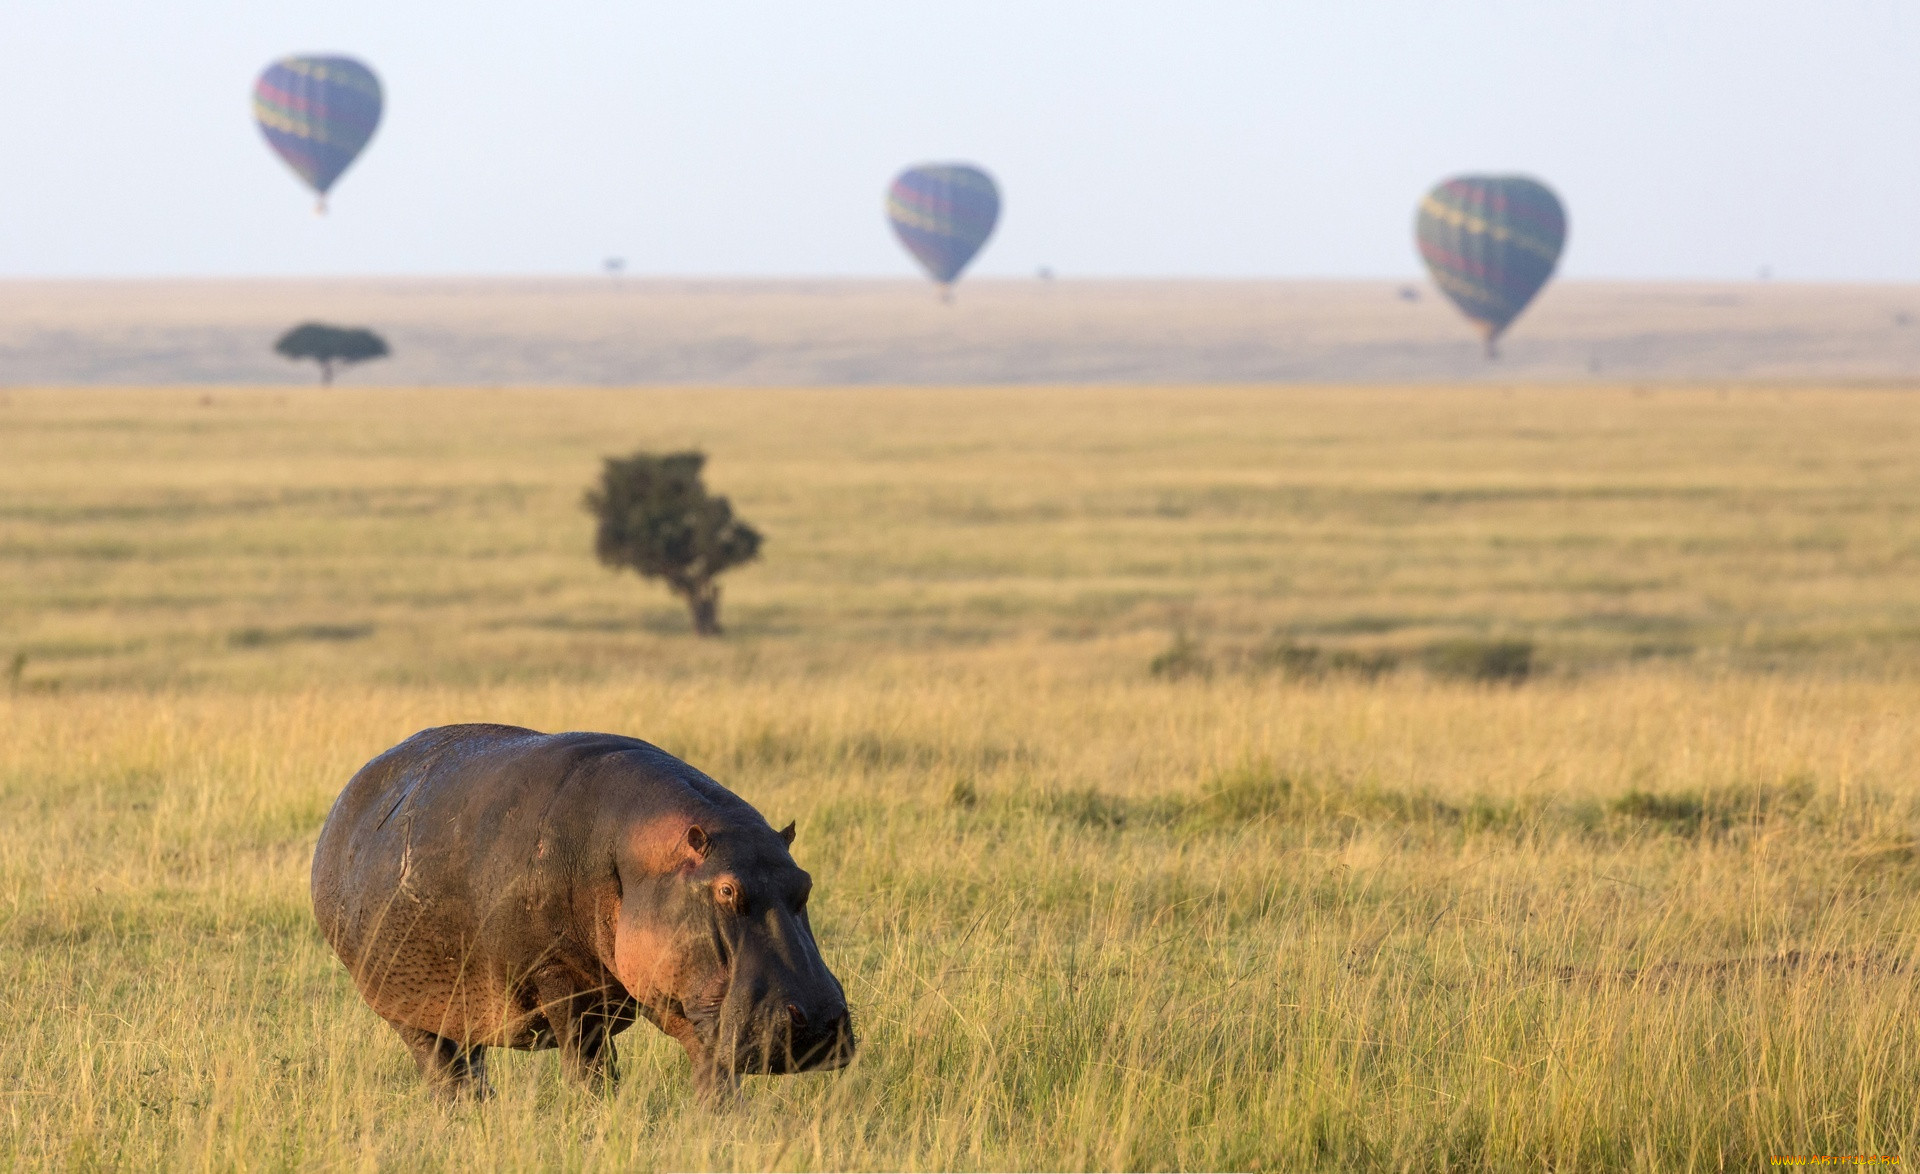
top-left (821, 1009), bottom-right (850, 1040)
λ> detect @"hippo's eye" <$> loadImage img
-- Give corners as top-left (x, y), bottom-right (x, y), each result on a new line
top-left (715, 880), bottom-right (741, 910)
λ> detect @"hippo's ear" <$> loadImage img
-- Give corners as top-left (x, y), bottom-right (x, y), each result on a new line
top-left (778, 821), bottom-right (796, 847)
top-left (685, 824), bottom-right (710, 859)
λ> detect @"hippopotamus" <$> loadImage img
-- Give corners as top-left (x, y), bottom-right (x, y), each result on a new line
top-left (311, 723), bottom-right (854, 1098)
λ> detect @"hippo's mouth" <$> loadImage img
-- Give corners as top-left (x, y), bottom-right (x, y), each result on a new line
top-left (729, 1014), bottom-right (857, 1075)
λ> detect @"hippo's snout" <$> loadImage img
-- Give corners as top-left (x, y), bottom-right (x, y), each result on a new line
top-left (733, 1001), bottom-right (856, 1074)
top-left (788, 1001), bottom-right (857, 1071)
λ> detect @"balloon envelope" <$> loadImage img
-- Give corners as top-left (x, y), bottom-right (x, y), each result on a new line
top-left (253, 56), bottom-right (383, 202)
top-left (887, 164), bottom-right (1001, 286)
top-left (1416, 175), bottom-right (1566, 352)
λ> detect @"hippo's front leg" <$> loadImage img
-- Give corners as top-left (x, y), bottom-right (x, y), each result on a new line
top-left (653, 1009), bottom-right (737, 1104)
top-left (561, 1005), bottom-right (622, 1088)
top-left (689, 1055), bottom-right (741, 1105)
top-left (391, 1022), bottom-right (492, 1100)
top-left (536, 976), bottom-right (626, 1089)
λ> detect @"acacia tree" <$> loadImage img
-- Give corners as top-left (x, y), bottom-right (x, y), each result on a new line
top-left (273, 323), bottom-right (390, 385)
top-left (584, 451), bottom-right (762, 636)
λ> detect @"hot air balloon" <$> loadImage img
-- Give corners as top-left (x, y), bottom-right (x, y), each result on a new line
top-left (253, 56), bottom-right (383, 213)
top-left (1416, 175), bottom-right (1566, 357)
top-left (887, 164), bottom-right (1000, 300)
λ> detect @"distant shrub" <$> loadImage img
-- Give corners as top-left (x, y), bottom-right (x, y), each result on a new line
top-left (1423, 638), bottom-right (1534, 683)
top-left (1610, 789), bottom-right (1707, 834)
top-left (273, 323), bottom-right (390, 386)
top-left (1246, 639), bottom-right (1324, 677)
top-left (1190, 763), bottom-right (1302, 826)
top-left (584, 450), bottom-right (762, 637)
top-left (1151, 632), bottom-right (1402, 684)
top-left (1248, 638), bottom-right (1400, 681)
top-left (983, 761), bottom-right (1537, 840)
top-left (1610, 775), bottom-right (1819, 838)
top-left (228, 623), bottom-right (374, 649)
top-left (1148, 631), bottom-right (1211, 680)
top-left (1038, 787), bottom-right (1133, 831)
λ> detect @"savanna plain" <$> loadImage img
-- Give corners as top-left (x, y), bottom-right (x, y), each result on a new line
top-left (4, 382), bottom-right (1920, 1171)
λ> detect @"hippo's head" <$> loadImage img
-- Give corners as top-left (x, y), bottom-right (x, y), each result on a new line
top-left (611, 814), bottom-right (854, 1082)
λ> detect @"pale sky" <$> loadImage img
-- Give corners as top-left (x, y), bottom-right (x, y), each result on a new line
top-left (1, 1), bottom-right (1916, 280)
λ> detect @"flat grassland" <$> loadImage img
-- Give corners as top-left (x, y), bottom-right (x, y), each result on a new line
top-left (4, 384), bottom-right (1920, 1170)
top-left (11, 278), bottom-right (1920, 385)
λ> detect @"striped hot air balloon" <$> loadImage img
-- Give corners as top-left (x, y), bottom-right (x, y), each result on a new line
top-left (253, 56), bottom-right (383, 213)
top-left (886, 164), bottom-right (1000, 299)
top-left (1416, 175), bottom-right (1566, 357)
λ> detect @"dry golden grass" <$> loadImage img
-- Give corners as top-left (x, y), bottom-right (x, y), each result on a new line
top-left (4, 384), bottom-right (1920, 1170)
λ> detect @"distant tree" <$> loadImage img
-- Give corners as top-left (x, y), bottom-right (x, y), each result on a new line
top-left (273, 323), bottom-right (390, 385)
top-left (584, 451), bottom-right (762, 637)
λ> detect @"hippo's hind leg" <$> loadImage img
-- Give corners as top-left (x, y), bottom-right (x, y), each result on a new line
top-left (391, 1022), bottom-right (492, 1100)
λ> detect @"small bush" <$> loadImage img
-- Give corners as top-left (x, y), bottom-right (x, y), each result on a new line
top-left (1608, 775), bottom-right (1819, 838)
top-left (1324, 648), bottom-right (1401, 679)
top-left (1234, 637), bottom-right (1402, 681)
top-left (1246, 640), bottom-right (1326, 677)
top-left (584, 450), bottom-right (762, 637)
top-left (1149, 631), bottom-right (1212, 680)
top-left (227, 623), bottom-right (375, 648)
top-left (972, 764), bottom-right (1542, 842)
top-left (1191, 763), bottom-right (1303, 826)
top-left (1037, 787), bottom-right (1133, 831)
top-left (1424, 638), bottom-right (1534, 683)
top-left (1610, 789), bottom-right (1707, 834)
